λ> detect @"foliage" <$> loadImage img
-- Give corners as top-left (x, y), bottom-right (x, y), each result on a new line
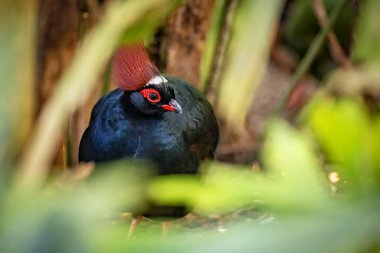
top-left (0, 0), bottom-right (36, 178)
top-left (0, 0), bottom-right (380, 252)
top-left (352, 0), bottom-right (380, 67)
top-left (216, 0), bottom-right (283, 127)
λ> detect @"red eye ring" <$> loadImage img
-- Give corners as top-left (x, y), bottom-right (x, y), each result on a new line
top-left (140, 88), bottom-right (161, 104)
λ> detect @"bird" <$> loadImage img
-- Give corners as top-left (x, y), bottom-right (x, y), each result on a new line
top-left (78, 42), bottom-right (219, 233)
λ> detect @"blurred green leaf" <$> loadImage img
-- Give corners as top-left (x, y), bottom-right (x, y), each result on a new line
top-left (302, 65), bottom-right (380, 183)
top-left (370, 116), bottom-right (380, 183)
top-left (352, 0), bottom-right (380, 67)
top-left (0, 162), bottom-right (147, 253)
top-left (148, 164), bottom-right (263, 213)
top-left (2, 171), bottom-right (378, 253)
top-left (200, 0), bottom-right (229, 89)
top-left (0, 0), bottom-right (36, 178)
top-left (217, 0), bottom-right (283, 128)
top-left (149, 120), bottom-right (329, 214)
top-left (84, 162), bottom-right (148, 212)
top-left (305, 96), bottom-right (377, 192)
top-left (148, 175), bottom-right (203, 206)
top-left (124, 200), bottom-right (380, 253)
top-left (260, 119), bottom-right (329, 210)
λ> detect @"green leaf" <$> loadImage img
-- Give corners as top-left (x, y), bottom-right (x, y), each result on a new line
top-left (352, 0), bottom-right (380, 67)
top-left (217, 0), bottom-right (283, 128)
top-left (200, 0), bottom-right (229, 89)
top-left (0, 0), bottom-right (36, 176)
top-left (0, 162), bottom-right (147, 253)
top-left (260, 119), bottom-right (329, 210)
top-left (305, 97), bottom-right (376, 192)
top-left (124, 200), bottom-right (380, 253)
top-left (370, 116), bottom-right (380, 183)
top-left (149, 120), bottom-right (329, 214)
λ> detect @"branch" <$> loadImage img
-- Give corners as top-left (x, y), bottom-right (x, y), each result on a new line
top-left (275, 0), bottom-right (346, 114)
top-left (311, 0), bottom-right (352, 68)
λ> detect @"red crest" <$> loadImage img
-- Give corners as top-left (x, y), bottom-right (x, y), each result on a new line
top-left (112, 42), bottom-right (160, 91)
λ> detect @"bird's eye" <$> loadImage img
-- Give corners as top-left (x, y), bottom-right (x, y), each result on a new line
top-left (140, 88), bottom-right (161, 103)
top-left (149, 92), bottom-right (158, 101)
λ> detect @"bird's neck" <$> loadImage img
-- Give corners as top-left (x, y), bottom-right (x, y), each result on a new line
top-left (120, 91), bottom-right (140, 114)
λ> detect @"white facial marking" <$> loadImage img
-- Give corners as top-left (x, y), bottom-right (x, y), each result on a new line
top-left (147, 75), bottom-right (168, 86)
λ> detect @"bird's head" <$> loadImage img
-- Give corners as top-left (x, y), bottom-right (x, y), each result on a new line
top-left (129, 80), bottom-right (182, 115)
top-left (112, 42), bottom-right (182, 116)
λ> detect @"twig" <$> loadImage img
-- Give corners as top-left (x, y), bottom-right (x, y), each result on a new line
top-left (310, 0), bottom-right (352, 68)
top-left (275, 0), bottom-right (346, 114)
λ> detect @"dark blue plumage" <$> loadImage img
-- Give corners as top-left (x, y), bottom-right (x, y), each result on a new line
top-left (79, 43), bottom-right (218, 219)
top-left (79, 76), bottom-right (218, 177)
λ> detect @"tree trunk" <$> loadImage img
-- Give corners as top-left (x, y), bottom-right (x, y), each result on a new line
top-left (36, 0), bottom-right (80, 169)
top-left (165, 0), bottom-right (216, 87)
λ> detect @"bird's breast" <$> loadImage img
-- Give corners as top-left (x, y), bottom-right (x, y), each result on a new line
top-left (114, 114), bottom-right (194, 174)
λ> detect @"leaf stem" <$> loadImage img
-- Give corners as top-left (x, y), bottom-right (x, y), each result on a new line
top-left (275, 0), bottom-right (346, 115)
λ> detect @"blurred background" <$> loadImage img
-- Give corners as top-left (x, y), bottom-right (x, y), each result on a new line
top-left (1, 0), bottom-right (380, 252)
